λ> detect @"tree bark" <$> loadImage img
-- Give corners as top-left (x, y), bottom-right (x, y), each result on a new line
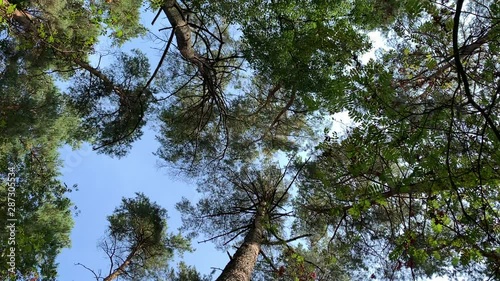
top-left (160, 0), bottom-right (218, 96)
top-left (103, 247), bottom-right (138, 281)
top-left (215, 207), bottom-right (266, 281)
top-left (160, 1), bottom-right (208, 70)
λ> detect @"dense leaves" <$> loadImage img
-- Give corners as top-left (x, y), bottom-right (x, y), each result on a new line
top-left (1, 0), bottom-right (499, 280)
top-left (0, 31), bottom-right (82, 280)
top-left (294, 0), bottom-right (500, 279)
top-left (0, 0), bottom-right (147, 279)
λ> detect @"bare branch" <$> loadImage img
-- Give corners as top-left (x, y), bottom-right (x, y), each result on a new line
top-left (75, 263), bottom-right (101, 281)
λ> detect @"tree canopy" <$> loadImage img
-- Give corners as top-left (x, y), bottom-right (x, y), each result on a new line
top-left (0, 0), bottom-right (499, 280)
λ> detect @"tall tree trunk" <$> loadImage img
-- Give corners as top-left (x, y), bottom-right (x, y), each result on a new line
top-left (161, 0), bottom-right (208, 70)
top-left (215, 207), bottom-right (266, 281)
top-left (160, 0), bottom-right (218, 96)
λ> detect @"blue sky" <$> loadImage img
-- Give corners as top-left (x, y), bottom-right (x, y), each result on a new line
top-left (55, 7), bottom-right (229, 280)
top-left (56, 128), bottom-right (228, 280)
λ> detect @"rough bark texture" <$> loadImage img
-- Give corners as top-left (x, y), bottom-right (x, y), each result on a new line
top-left (162, 2), bottom-right (193, 59)
top-left (161, 1), bottom-right (208, 69)
top-left (160, 0), bottom-right (217, 96)
top-left (215, 207), bottom-right (266, 281)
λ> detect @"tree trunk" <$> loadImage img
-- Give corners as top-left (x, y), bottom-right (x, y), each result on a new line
top-left (103, 247), bottom-right (138, 281)
top-left (160, 0), bottom-right (217, 96)
top-left (160, 0), bottom-right (207, 68)
top-left (215, 207), bottom-right (266, 281)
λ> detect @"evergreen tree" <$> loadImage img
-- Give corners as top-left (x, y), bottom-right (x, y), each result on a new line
top-left (78, 193), bottom-right (192, 281)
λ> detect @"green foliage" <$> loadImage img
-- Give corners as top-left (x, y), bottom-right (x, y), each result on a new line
top-left (1, 0), bottom-right (499, 280)
top-left (69, 49), bottom-right (153, 157)
top-left (0, 40), bottom-right (81, 280)
top-left (293, 0), bottom-right (500, 279)
top-left (90, 0), bottom-right (147, 46)
top-left (176, 161), bottom-right (292, 248)
top-left (0, 173), bottom-right (75, 281)
top-left (153, 0), bottom-right (375, 174)
top-left (0, 0), bottom-right (153, 279)
top-left (162, 262), bottom-right (213, 281)
top-left (101, 193), bottom-right (192, 280)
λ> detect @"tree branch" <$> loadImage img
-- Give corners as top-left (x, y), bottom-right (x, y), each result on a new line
top-left (75, 263), bottom-right (101, 281)
top-left (453, 0), bottom-right (500, 141)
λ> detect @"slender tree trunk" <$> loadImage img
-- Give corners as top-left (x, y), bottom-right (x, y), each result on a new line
top-left (72, 58), bottom-right (127, 97)
top-left (215, 207), bottom-right (266, 281)
top-left (103, 248), bottom-right (137, 281)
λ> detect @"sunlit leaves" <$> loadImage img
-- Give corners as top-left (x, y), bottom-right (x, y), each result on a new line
top-left (294, 0), bottom-right (500, 279)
